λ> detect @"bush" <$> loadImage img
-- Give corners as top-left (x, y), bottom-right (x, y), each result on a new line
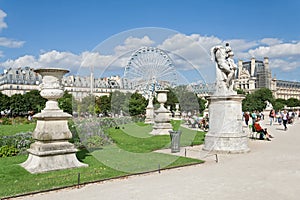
top-left (74, 119), bottom-right (113, 149)
top-left (0, 145), bottom-right (19, 157)
top-left (0, 117), bottom-right (11, 125)
top-left (0, 117), bottom-right (36, 125)
top-left (0, 132), bottom-right (33, 155)
top-left (68, 117), bottom-right (139, 149)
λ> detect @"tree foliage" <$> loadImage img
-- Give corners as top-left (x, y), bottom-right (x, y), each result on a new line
top-left (23, 90), bottom-right (47, 113)
top-left (286, 98), bottom-right (300, 107)
top-left (95, 95), bottom-right (111, 116)
top-left (128, 92), bottom-right (147, 116)
top-left (165, 87), bottom-right (179, 111)
top-left (110, 91), bottom-right (129, 115)
top-left (58, 91), bottom-right (73, 114)
top-left (242, 88), bottom-right (274, 112)
top-left (0, 93), bottom-right (10, 113)
top-left (12, 93), bottom-right (44, 116)
top-left (171, 86), bottom-right (202, 113)
top-left (198, 97), bottom-right (207, 114)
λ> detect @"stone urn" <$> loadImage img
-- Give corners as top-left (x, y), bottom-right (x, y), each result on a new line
top-left (151, 90), bottom-right (172, 135)
top-left (21, 68), bottom-right (87, 173)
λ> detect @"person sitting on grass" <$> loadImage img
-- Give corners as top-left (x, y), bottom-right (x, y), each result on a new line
top-left (253, 117), bottom-right (273, 141)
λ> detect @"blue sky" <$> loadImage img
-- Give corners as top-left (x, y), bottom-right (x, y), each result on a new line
top-left (0, 0), bottom-right (300, 83)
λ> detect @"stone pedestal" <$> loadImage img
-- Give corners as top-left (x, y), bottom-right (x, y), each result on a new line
top-left (21, 68), bottom-right (87, 173)
top-left (151, 90), bottom-right (172, 135)
top-left (203, 95), bottom-right (249, 153)
top-left (145, 96), bottom-right (154, 124)
top-left (174, 103), bottom-right (181, 119)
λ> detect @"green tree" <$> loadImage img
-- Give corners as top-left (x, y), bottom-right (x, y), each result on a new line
top-left (10, 94), bottom-right (27, 116)
top-left (129, 92), bottom-right (147, 116)
top-left (58, 91), bottom-right (73, 114)
top-left (273, 101), bottom-right (285, 111)
top-left (275, 98), bottom-right (286, 105)
top-left (111, 91), bottom-right (128, 115)
top-left (165, 87), bottom-right (179, 111)
top-left (236, 88), bottom-right (247, 95)
top-left (0, 93), bottom-right (10, 113)
top-left (173, 86), bottom-right (199, 113)
top-left (23, 90), bottom-right (46, 114)
top-left (198, 97), bottom-right (207, 114)
top-left (96, 95), bottom-right (111, 116)
top-left (80, 94), bottom-right (96, 115)
top-left (242, 88), bottom-right (274, 112)
top-left (286, 98), bottom-right (300, 107)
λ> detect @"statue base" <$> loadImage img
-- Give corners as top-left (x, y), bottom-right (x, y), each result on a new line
top-left (21, 147), bottom-right (87, 174)
top-left (150, 107), bottom-right (172, 135)
top-left (145, 106), bottom-right (154, 124)
top-left (203, 95), bottom-right (250, 153)
top-left (21, 109), bottom-right (88, 173)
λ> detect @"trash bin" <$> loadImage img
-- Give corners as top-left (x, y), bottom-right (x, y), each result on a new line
top-left (169, 130), bottom-right (182, 153)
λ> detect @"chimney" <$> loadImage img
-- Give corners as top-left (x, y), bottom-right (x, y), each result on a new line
top-left (238, 60), bottom-right (243, 78)
top-left (264, 57), bottom-right (269, 69)
top-left (251, 57), bottom-right (255, 77)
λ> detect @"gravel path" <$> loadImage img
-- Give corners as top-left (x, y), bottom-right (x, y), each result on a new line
top-left (14, 118), bottom-right (300, 200)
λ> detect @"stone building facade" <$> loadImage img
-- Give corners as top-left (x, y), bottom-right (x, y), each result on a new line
top-left (234, 57), bottom-right (275, 92)
top-left (0, 67), bottom-right (134, 100)
top-left (234, 57), bottom-right (300, 100)
top-left (0, 67), bottom-right (42, 96)
top-left (2, 64), bottom-right (300, 101)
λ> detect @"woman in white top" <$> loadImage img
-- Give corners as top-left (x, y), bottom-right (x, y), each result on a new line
top-left (281, 110), bottom-right (288, 131)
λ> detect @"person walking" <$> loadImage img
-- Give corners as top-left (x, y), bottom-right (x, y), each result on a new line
top-left (244, 111), bottom-right (250, 126)
top-left (269, 109), bottom-right (275, 126)
top-left (281, 110), bottom-right (289, 131)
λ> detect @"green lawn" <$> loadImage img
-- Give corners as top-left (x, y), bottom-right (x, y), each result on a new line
top-left (0, 123), bottom-right (36, 136)
top-left (0, 121), bottom-right (205, 198)
top-left (108, 122), bottom-right (205, 152)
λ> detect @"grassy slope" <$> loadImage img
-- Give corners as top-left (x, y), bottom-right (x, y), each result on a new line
top-left (0, 121), bottom-right (205, 198)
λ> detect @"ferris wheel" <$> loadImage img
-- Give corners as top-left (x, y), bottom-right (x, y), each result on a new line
top-left (124, 46), bottom-right (177, 96)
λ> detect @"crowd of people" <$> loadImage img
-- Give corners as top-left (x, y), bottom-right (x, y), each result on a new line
top-left (182, 108), bottom-right (299, 142)
top-left (185, 114), bottom-right (209, 131)
top-left (243, 109), bottom-right (299, 141)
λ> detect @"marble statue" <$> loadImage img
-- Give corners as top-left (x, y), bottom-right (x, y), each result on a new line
top-left (211, 43), bottom-right (237, 95)
top-left (203, 44), bottom-right (249, 153)
top-left (265, 100), bottom-right (273, 111)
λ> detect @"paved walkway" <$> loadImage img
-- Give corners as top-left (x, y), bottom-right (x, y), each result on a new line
top-left (15, 118), bottom-right (300, 200)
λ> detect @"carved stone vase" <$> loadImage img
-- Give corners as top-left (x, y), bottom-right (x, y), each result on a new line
top-left (21, 68), bottom-right (87, 173)
top-left (150, 90), bottom-right (172, 135)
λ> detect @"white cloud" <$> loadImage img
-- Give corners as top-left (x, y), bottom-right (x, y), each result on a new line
top-left (1, 55), bottom-right (38, 68)
top-left (81, 51), bottom-right (114, 68)
top-left (0, 51), bottom-right (4, 58)
top-left (0, 51), bottom-right (81, 70)
top-left (249, 42), bottom-right (300, 58)
top-left (270, 59), bottom-right (300, 72)
top-left (0, 9), bottom-right (7, 31)
top-left (114, 36), bottom-right (155, 55)
top-left (38, 50), bottom-right (81, 68)
top-left (0, 37), bottom-right (25, 48)
top-left (158, 33), bottom-right (218, 70)
top-left (260, 38), bottom-right (283, 46)
top-left (1, 34), bottom-right (300, 82)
